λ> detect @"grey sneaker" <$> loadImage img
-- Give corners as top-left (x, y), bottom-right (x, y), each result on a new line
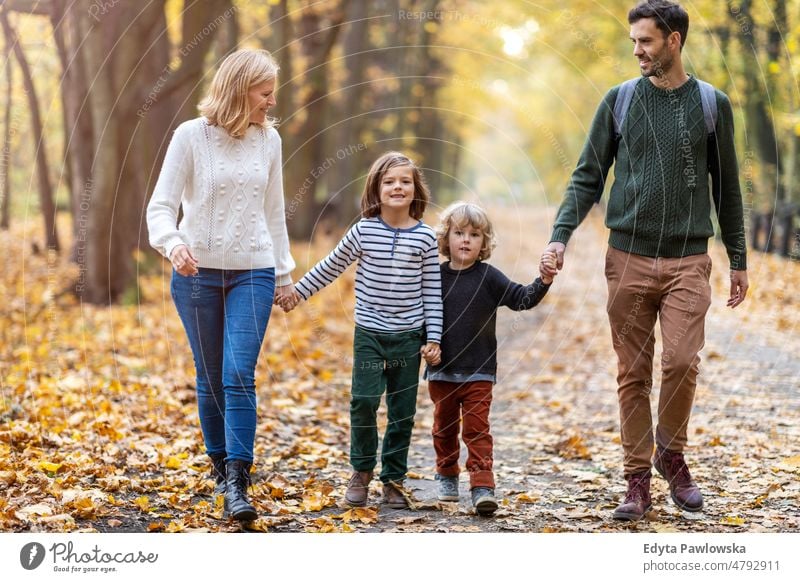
top-left (435, 474), bottom-right (459, 501)
top-left (471, 487), bottom-right (498, 515)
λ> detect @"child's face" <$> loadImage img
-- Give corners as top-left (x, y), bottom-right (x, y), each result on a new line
top-left (379, 165), bottom-right (415, 214)
top-left (448, 223), bottom-right (483, 269)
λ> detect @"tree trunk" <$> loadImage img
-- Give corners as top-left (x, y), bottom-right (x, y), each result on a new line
top-left (325, 0), bottom-right (371, 225)
top-left (283, 3), bottom-right (346, 240)
top-left (1, 8), bottom-right (59, 250)
top-left (1, 20), bottom-right (12, 229)
top-left (729, 1), bottom-right (780, 205)
top-left (50, 0), bottom-right (94, 260)
top-left (269, 0), bottom-right (294, 126)
top-left (412, 0), bottom-right (444, 197)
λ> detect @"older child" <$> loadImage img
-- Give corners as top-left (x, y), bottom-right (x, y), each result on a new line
top-left (426, 202), bottom-right (556, 515)
top-left (281, 152), bottom-right (443, 508)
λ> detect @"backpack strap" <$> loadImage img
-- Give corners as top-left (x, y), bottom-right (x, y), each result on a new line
top-left (696, 79), bottom-right (718, 136)
top-left (613, 78), bottom-right (641, 139)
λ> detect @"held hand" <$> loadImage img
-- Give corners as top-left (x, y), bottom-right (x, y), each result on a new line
top-left (170, 244), bottom-right (199, 276)
top-left (540, 251), bottom-right (558, 284)
top-left (275, 286), bottom-right (301, 312)
top-left (421, 342), bottom-right (441, 366)
top-left (727, 269), bottom-right (749, 309)
top-left (540, 242), bottom-right (565, 279)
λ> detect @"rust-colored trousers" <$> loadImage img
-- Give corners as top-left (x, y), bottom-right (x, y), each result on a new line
top-left (605, 247), bottom-right (712, 476)
top-left (428, 380), bottom-right (495, 488)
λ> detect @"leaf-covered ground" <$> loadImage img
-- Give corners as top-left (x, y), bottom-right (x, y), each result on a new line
top-left (1, 208), bottom-right (798, 533)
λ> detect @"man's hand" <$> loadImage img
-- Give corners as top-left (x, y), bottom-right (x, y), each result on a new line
top-left (727, 269), bottom-right (749, 309)
top-left (421, 342), bottom-right (441, 366)
top-left (540, 242), bottom-right (565, 279)
top-left (540, 251), bottom-right (558, 284)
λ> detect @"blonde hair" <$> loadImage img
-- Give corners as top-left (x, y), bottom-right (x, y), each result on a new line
top-left (199, 49), bottom-right (279, 138)
top-left (360, 151), bottom-right (430, 220)
top-left (436, 202), bottom-right (496, 261)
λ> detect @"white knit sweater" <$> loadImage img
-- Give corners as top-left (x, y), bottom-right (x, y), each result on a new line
top-left (146, 117), bottom-right (295, 285)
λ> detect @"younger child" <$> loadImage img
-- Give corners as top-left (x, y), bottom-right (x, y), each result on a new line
top-left (281, 152), bottom-right (443, 508)
top-left (425, 202), bottom-right (556, 515)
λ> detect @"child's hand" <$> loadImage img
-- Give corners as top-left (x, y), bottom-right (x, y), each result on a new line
top-left (275, 286), bottom-right (301, 312)
top-left (539, 251), bottom-right (557, 285)
top-left (421, 342), bottom-right (441, 366)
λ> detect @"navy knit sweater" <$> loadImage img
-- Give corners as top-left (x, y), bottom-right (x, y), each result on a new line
top-left (427, 261), bottom-right (550, 382)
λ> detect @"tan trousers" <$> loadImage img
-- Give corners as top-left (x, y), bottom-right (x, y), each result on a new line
top-left (605, 247), bottom-right (712, 476)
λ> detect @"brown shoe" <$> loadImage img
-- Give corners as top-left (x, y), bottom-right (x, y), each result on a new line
top-left (653, 447), bottom-right (703, 512)
top-left (382, 480), bottom-right (408, 509)
top-left (344, 471), bottom-right (372, 506)
top-left (612, 471), bottom-right (652, 521)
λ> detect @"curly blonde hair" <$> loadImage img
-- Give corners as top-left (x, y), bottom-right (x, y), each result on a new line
top-left (199, 49), bottom-right (279, 138)
top-left (436, 202), bottom-right (496, 261)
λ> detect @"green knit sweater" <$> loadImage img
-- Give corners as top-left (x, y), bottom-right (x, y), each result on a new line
top-left (550, 76), bottom-right (747, 270)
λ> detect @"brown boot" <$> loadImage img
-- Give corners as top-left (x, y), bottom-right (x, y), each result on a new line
top-left (612, 471), bottom-right (652, 521)
top-left (382, 480), bottom-right (408, 509)
top-left (344, 471), bottom-right (372, 506)
top-left (653, 446), bottom-right (703, 512)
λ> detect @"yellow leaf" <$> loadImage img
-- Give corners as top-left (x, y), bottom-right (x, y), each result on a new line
top-left (147, 522), bottom-right (165, 532)
top-left (555, 435), bottom-right (592, 460)
top-left (243, 519), bottom-right (270, 532)
top-left (134, 496), bottom-right (151, 512)
top-left (39, 461), bottom-right (62, 473)
top-left (166, 519), bottom-right (186, 532)
top-left (334, 507), bottom-right (379, 524)
top-left (721, 516), bottom-right (745, 526)
top-left (516, 492), bottom-right (540, 503)
top-left (165, 456), bottom-right (182, 469)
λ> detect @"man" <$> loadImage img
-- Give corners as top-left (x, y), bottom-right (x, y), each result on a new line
top-left (541, 0), bottom-right (748, 521)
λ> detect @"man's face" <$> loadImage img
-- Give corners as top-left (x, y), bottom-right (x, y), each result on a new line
top-left (630, 18), bottom-right (677, 77)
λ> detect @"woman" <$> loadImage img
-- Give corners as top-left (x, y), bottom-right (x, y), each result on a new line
top-left (147, 49), bottom-right (295, 521)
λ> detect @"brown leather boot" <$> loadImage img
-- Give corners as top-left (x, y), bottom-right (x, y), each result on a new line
top-left (653, 446), bottom-right (703, 512)
top-left (382, 480), bottom-right (409, 509)
top-left (612, 471), bottom-right (652, 521)
top-left (344, 471), bottom-right (372, 506)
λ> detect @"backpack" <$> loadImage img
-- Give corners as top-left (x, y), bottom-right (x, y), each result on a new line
top-left (599, 77), bottom-right (721, 205)
top-left (612, 77), bottom-right (718, 139)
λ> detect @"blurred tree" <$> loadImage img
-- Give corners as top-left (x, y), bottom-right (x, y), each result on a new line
top-left (4, 0), bottom-right (233, 302)
top-left (1, 5), bottom-right (59, 250)
top-left (0, 14), bottom-right (11, 230)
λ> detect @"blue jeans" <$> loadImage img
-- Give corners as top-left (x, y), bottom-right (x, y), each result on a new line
top-left (171, 267), bottom-right (275, 463)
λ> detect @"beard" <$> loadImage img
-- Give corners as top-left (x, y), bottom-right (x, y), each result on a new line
top-left (640, 48), bottom-right (674, 78)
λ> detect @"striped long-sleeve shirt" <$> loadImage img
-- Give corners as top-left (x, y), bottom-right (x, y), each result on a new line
top-left (295, 217), bottom-right (443, 343)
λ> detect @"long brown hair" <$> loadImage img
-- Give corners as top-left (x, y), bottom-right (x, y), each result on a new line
top-left (360, 151), bottom-right (430, 219)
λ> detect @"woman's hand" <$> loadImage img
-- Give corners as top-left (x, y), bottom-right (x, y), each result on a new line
top-left (421, 342), bottom-right (441, 366)
top-left (275, 285), bottom-right (301, 312)
top-left (170, 244), bottom-right (199, 276)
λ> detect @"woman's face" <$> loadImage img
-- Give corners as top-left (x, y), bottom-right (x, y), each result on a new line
top-left (247, 78), bottom-right (276, 124)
